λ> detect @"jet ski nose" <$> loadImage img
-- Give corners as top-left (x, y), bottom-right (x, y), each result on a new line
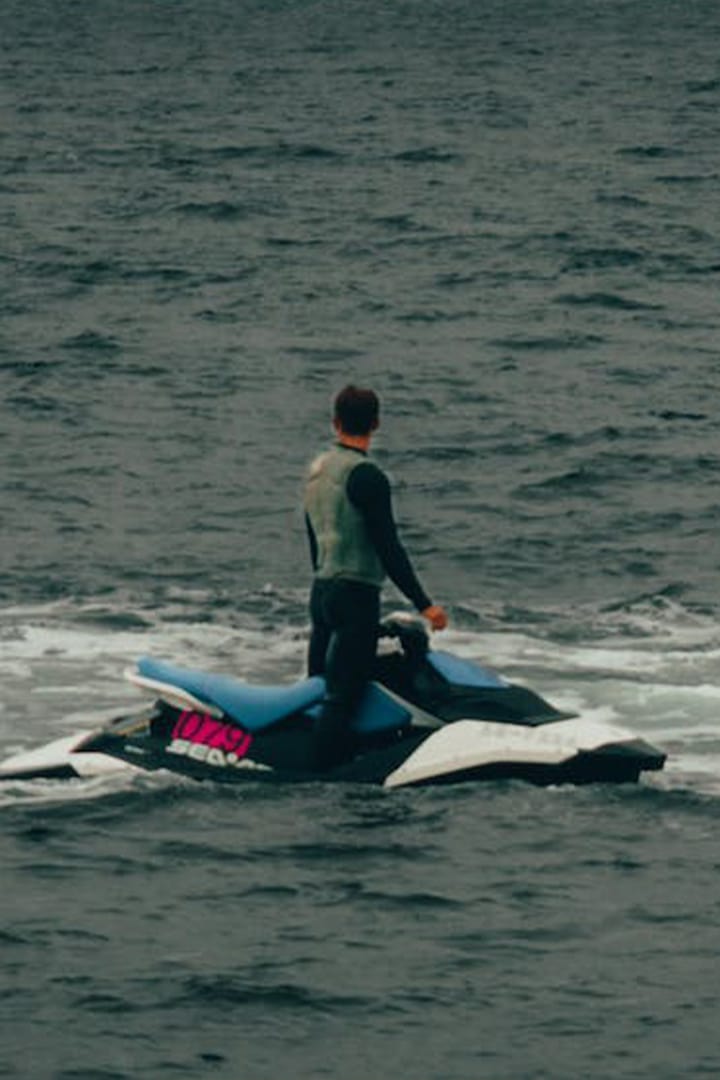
top-left (570, 737), bottom-right (666, 784)
top-left (625, 738), bottom-right (667, 771)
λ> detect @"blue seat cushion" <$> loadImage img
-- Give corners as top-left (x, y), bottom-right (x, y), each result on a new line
top-left (348, 682), bottom-right (411, 735)
top-left (136, 658), bottom-right (411, 734)
top-left (137, 658), bottom-right (325, 732)
top-left (427, 650), bottom-right (508, 689)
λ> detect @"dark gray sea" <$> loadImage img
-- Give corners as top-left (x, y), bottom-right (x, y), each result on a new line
top-left (3, 1), bottom-right (720, 1076)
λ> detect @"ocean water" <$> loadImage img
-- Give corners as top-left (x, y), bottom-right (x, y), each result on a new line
top-left (3, 0), bottom-right (720, 1076)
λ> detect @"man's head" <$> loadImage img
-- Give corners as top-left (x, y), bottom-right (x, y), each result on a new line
top-left (333, 385), bottom-right (380, 437)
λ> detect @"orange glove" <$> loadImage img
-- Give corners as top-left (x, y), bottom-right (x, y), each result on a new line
top-left (421, 604), bottom-right (448, 632)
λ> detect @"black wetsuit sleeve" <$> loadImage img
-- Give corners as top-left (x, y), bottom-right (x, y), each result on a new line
top-left (347, 461), bottom-right (432, 612)
top-left (305, 513), bottom-right (318, 572)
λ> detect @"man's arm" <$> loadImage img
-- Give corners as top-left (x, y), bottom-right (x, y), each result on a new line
top-left (346, 461), bottom-right (432, 612)
top-left (305, 513), bottom-right (319, 572)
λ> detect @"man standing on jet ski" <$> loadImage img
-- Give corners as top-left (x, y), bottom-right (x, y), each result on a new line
top-left (304, 384), bottom-right (448, 769)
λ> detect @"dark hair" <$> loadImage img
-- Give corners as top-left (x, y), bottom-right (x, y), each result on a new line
top-left (333, 385), bottom-right (380, 435)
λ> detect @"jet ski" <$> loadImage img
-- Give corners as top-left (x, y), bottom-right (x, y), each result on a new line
top-left (0, 615), bottom-right (666, 788)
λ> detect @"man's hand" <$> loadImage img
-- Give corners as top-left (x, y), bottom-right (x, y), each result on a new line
top-left (421, 605), bottom-right (448, 632)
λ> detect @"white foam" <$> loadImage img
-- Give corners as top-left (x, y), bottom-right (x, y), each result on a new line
top-left (0, 768), bottom-right (174, 810)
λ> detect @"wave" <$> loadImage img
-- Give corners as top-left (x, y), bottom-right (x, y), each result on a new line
top-left (616, 144), bottom-right (685, 159)
top-left (561, 247), bottom-right (645, 271)
top-left (393, 147), bottom-right (463, 164)
top-left (169, 973), bottom-right (370, 1012)
top-left (187, 142), bottom-right (346, 164)
top-left (555, 291), bottom-right (663, 312)
top-left (489, 332), bottom-right (605, 351)
top-left (60, 330), bottom-right (121, 352)
top-left (174, 199), bottom-right (252, 221)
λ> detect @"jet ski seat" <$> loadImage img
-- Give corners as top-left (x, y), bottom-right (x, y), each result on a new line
top-left (136, 658), bottom-right (324, 731)
top-left (135, 658), bottom-right (410, 734)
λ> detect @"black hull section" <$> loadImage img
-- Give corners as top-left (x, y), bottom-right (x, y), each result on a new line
top-left (406, 745), bottom-right (666, 789)
top-left (83, 720), bottom-right (430, 787)
top-left (1, 763), bottom-right (81, 782)
top-left (81, 713), bottom-right (666, 789)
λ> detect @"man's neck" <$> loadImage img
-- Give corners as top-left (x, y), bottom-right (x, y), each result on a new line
top-left (337, 433), bottom-right (372, 453)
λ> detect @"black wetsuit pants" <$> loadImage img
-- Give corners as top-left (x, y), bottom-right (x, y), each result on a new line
top-left (307, 578), bottom-right (380, 770)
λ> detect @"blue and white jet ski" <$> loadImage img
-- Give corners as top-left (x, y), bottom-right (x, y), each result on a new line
top-left (0, 615), bottom-right (666, 788)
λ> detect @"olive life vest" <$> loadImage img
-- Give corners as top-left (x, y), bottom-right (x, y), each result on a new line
top-left (304, 445), bottom-right (385, 587)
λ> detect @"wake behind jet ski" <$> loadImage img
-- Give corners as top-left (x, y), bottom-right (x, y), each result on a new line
top-left (0, 615), bottom-right (666, 788)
